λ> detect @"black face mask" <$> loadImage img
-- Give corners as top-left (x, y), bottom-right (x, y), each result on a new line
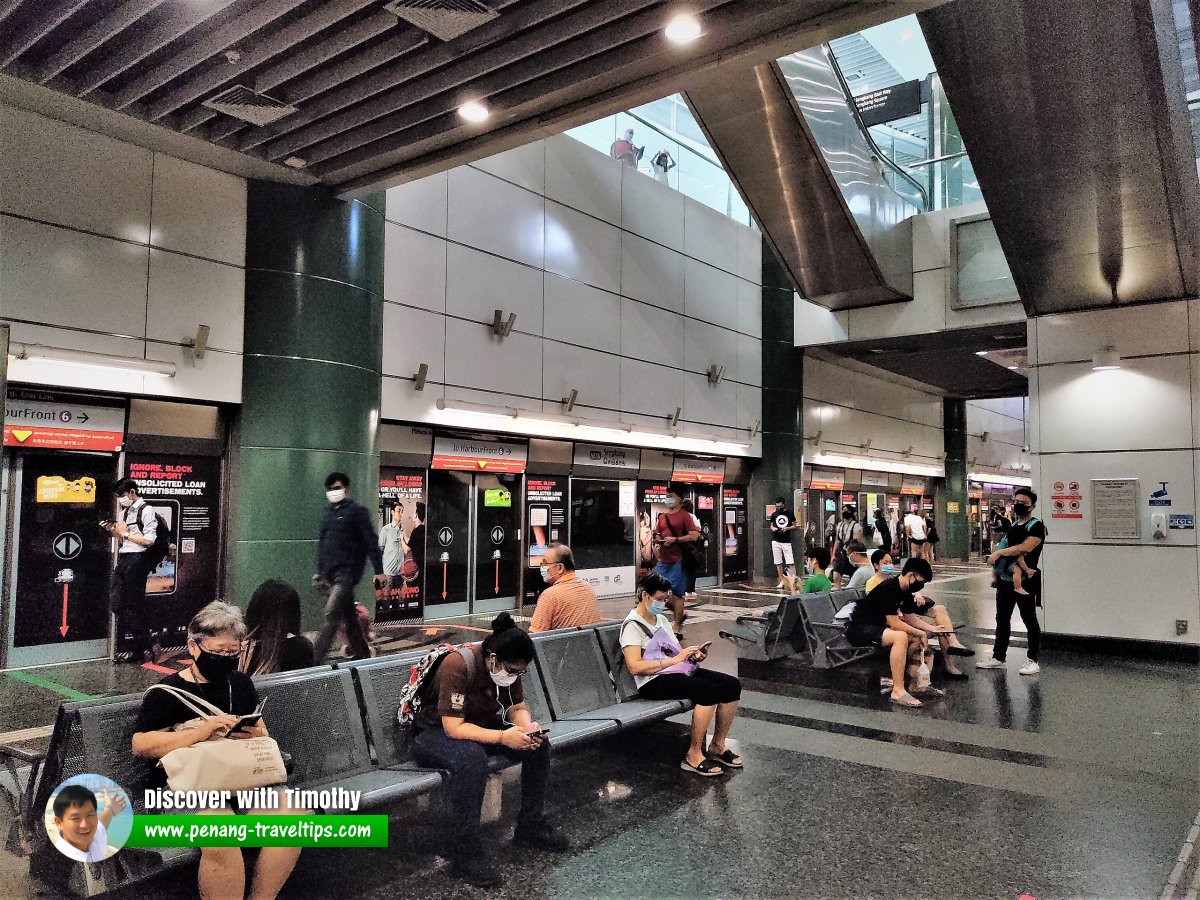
top-left (1013, 503), bottom-right (1031, 518)
top-left (908, 580), bottom-right (926, 594)
top-left (194, 648), bottom-right (238, 682)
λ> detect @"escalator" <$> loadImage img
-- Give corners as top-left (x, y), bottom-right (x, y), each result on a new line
top-left (919, 0), bottom-right (1200, 313)
top-left (685, 46), bottom-right (920, 311)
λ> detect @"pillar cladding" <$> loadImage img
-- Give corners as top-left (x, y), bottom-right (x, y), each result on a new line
top-left (232, 183), bottom-right (384, 628)
top-left (942, 398), bottom-right (969, 561)
top-left (749, 245), bottom-right (804, 581)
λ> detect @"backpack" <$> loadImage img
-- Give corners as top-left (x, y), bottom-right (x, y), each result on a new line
top-left (397, 644), bottom-right (476, 728)
top-left (132, 501), bottom-right (172, 570)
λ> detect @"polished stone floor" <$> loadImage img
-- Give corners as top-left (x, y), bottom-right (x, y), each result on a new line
top-left (3, 570), bottom-right (1199, 899)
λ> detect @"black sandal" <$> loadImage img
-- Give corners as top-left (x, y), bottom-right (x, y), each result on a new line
top-left (706, 747), bottom-right (744, 769)
top-left (680, 757), bottom-right (725, 777)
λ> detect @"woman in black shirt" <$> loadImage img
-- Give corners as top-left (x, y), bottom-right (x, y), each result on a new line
top-left (240, 579), bottom-right (315, 676)
top-left (133, 601), bottom-right (302, 900)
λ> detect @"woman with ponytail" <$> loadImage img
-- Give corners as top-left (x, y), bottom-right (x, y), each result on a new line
top-left (410, 612), bottom-right (568, 886)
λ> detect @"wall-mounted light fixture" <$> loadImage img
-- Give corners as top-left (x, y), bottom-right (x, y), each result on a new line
top-left (1092, 346), bottom-right (1121, 370)
top-left (808, 429), bottom-right (823, 447)
top-left (668, 406), bottom-right (682, 428)
top-left (750, 420), bottom-right (761, 439)
top-left (707, 364), bottom-right (725, 386)
top-left (183, 324), bottom-right (209, 366)
top-left (10, 342), bottom-right (176, 378)
top-left (413, 363), bottom-right (429, 391)
top-left (561, 388), bottom-right (577, 412)
top-left (491, 310), bottom-right (517, 337)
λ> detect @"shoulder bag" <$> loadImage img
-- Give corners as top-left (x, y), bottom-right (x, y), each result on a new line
top-left (624, 618), bottom-right (696, 676)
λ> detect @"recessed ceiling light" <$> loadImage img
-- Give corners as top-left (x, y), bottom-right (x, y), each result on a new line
top-left (664, 13), bottom-right (702, 44)
top-left (1007, 365), bottom-right (1018, 370)
top-left (283, 156), bottom-right (306, 168)
top-left (458, 100), bottom-right (490, 123)
top-left (899, 30), bottom-right (914, 42)
top-left (974, 350), bottom-right (988, 356)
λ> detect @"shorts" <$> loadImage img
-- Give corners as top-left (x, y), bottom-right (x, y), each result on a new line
top-left (845, 622), bottom-right (886, 647)
top-left (638, 669), bottom-right (742, 706)
top-left (909, 538), bottom-right (926, 545)
top-left (771, 541), bottom-right (795, 565)
top-left (654, 561), bottom-right (687, 597)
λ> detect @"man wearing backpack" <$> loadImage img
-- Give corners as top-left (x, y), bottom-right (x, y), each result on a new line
top-left (104, 478), bottom-right (159, 663)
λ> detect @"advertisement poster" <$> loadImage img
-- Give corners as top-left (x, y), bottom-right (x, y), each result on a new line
top-left (721, 486), bottom-right (748, 582)
top-left (524, 476), bottom-right (567, 603)
top-left (637, 481), bottom-right (670, 577)
top-left (377, 468), bottom-right (426, 621)
top-left (118, 455), bottom-right (222, 652)
top-left (13, 453), bottom-right (116, 649)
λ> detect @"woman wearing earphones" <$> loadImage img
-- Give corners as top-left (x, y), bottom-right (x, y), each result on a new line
top-left (621, 573), bottom-right (743, 777)
top-left (410, 612), bottom-right (568, 886)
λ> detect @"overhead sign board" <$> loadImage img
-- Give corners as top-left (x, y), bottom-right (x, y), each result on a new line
top-left (854, 79), bottom-right (922, 127)
top-left (4, 390), bottom-right (126, 452)
top-left (900, 476), bottom-right (926, 496)
top-left (431, 436), bottom-right (527, 473)
top-left (573, 443), bottom-right (641, 470)
top-left (671, 456), bottom-right (725, 484)
top-left (809, 467), bottom-right (845, 490)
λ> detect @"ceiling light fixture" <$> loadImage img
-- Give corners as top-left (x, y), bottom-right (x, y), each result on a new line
top-left (974, 350), bottom-right (988, 356)
top-left (10, 342), bottom-right (176, 378)
top-left (1008, 365), bottom-right (1018, 370)
top-left (664, 13), bottom-right (702, 44)
top-left (1092, 347), bottom-right (1121, 370)
top-left (283, 157), bottom-right (306, 168)
top-left (899, 30), bottom-right (914, 42)
top-left (458, 100), bottom-right (490, 123)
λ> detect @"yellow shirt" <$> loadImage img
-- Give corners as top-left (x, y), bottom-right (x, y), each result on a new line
top-left (865, 573), bottom-right (886, 593)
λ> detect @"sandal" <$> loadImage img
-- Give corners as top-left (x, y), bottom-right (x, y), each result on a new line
top-left (889, 692), bottom-right (923, 708)
top-left (948, 646), bottom-right (975, 657)
top-left (706, 747), bottom-right (744, 769)
top-left (912, 686), bottom-right (945, 698)
top-left (680, 757), bottom-right (725, 777)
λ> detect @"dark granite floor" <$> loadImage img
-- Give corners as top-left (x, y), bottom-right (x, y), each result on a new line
top-left (3, 570), bottom-right (1198, 899)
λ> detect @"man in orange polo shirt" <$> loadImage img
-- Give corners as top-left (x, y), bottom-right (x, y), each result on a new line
top-left (529, 544), bottom-right (603, 632)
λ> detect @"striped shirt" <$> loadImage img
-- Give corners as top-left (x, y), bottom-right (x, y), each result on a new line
top-left (529, 573), bottom-right (603, 632)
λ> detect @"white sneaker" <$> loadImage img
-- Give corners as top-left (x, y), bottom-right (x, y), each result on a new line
top-left (976, 657), bottom-right (1006, 670)
top-left (776, 582), bottom-right (785, 589)
top-left (1019, 661), bottom-right (1041, 675)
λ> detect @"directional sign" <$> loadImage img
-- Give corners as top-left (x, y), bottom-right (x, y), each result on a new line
top-left (437, 526), bottom-right (454, 547)
top-left (490, 525), bottom-right (505, 545)
top-left (53, 532), bottom-right (82, 560)
top-left (4, 391), bottom-right (126, 451)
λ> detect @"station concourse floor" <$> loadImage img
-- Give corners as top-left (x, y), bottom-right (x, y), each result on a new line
top-left (2, 569), bottom-right (1198, 899)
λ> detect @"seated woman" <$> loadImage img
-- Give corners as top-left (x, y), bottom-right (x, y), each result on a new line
top-left (865, 549), bottom-right (896, 593)
top-left (410, 612), bottom-right (568, 887)
top-left (621, 573), bottom-right (743, 777)
top-left (240, 579), bottom-right (315, 676)
top-left (132, 601), bottom-right (303, 900)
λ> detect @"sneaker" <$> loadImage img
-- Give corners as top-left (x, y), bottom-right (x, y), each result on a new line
top-left (976, 657), bottom-right (1006, 670)
top-left (513, 820), bottom-right (570, 853)
top-left (450, 854), bottom-right (502, 887)
top-left (1019, 661), bottom-right (1041, 676)
top-left (776, 581), bottom-right (785, 589)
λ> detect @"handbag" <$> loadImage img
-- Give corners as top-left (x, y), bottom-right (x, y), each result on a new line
top-left (146, 684), bottom-right (287, 793)
top-left (625, 619), bottom-right (696, 676)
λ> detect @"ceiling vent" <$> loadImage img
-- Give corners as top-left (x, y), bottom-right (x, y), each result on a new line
top-left (383, 0), bottom-right (498, 42)
top-left (202, 85), bottom-right (297, 126)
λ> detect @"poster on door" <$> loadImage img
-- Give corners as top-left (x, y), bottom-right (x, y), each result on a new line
top-left (721, 486), bottom-right (748, 582)
top-left (377, 468), bottom-right (426, 621)
top-left (13, 455), bottom-right (116, 649)
top-left (638, 481), bottom-right (670, 576)
top-left (120, 455), bottom-right (222, 652)
top-left (524, 475), bottom-right (567, 603)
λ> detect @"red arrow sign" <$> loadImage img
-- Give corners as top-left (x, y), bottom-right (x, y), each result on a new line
top-left (59, 584), bottom-right (69, 637)
top-left (494, 559), bottom-right (500, 595)
top-left (441, 563), bottom-right (448, 600)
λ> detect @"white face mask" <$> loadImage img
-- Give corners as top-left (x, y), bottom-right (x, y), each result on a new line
top-left (489, 658), bottom-right (519, 687)
top-left (117, 496), bottom-right (133, 509)
top-left (539, 565), bottom-right (551, 583)
top-left (326, 488), bottom-right (346, 504)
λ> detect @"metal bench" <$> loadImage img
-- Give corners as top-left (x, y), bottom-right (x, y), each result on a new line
top-left (592, 622), bottom-right (695, 714)
top-left (797, 590), bottom-right (877, 669)
top-left (717, 595), bottom-right (806, 661)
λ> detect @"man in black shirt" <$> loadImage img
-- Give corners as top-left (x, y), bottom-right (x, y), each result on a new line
top-left (979, 487), bottom-right (1046, 675)
top-left (846, 558), bottom-right (942, 707)
top-left (768, 496), bottom-right (800, 588)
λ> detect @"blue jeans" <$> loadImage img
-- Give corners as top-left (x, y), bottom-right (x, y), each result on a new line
top-left (654, 561), bottom-right (687, 597)
top-left (411, 726), bottom-right (551, 845)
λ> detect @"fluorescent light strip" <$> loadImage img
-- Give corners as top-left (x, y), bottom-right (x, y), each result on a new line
top-left (968, 471), bottom-right (1032, 487)
top-left (10, 342), bottom-right (176, 378)
top-left (810, 451), bottom-right (944, 478)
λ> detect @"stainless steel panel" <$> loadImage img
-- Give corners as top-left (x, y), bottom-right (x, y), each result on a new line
top-left (920, 0), bottom-right (1200, 314)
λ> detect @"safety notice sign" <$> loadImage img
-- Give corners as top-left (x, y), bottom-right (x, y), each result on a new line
top-left (1051, 478), bottom-right (1083, 519)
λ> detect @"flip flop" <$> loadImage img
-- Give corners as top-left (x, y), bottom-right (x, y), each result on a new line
top-left (889, 692), bottom-right (923, 708)
top-left (681, 757), bottom-right (725, 777)
top-left (706, 747), bottom-right (744, 769)
top-left (912, 686), bottom-right (945, 698)
top-left (948, 646), bottom-right (976, 656)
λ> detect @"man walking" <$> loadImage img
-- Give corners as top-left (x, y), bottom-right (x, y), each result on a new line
top-left (653, 483), bottom-right (701, 638)
top-left (769, 495), bottom-right (800, 588)
top-left (529, 544), bottom-right (602, 632)
top-left (314, 472), bottom-right (387, 661)
top-left (105, 478), bottom-right (158, 662)
top-left (978, 487), bottom-right (1045, 675)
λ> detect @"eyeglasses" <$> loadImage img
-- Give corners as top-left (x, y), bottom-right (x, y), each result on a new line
top-left (500, 661), bottom-right (527, 675)
top-left (199, 643), bottom-right (241, 658)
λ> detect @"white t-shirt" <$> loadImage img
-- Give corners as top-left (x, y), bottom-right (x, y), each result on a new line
top-left (52, 821), bottom-right (109, 862)
top-left (904, 513), bottom-right (927, 541)
top-left (619, 608), bottom-right (674, 689)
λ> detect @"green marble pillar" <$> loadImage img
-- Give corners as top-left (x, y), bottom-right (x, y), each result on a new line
top-left (749, 245), bottom-right (804, 580)
top-left (942, 397), bottom-right (970, 561)
top-left (232, 183), bottom-right (385, 628)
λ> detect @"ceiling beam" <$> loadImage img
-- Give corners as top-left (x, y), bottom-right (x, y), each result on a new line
top-left (148, 0), bottom-right (376, 122)
top-left (75, 0), bottom-right (240, 95)
top-left (34, 0), bottom-right (169, 83)
top-left (272, 0), bottom-right (661, 164)
top-left (0, 0), bottom-right (23, 30)
top-left (0, 0), bottom-right (89, 68)
top-left (111, 0), bottom-right (305, 110)
top-left (237, 0), bottom-right (589, 153)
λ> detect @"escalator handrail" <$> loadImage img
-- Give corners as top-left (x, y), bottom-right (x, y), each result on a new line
top-left (822, 44), bottom-right (930, 212)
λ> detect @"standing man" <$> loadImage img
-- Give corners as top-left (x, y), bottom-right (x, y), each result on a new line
top-left (105, 478), bottom-right (158, 663)
top-left (769, 495), bottom-right (801, 588)
top-left (904, 506), bottom-right (928, 560)
top-left (830, 507), bottom-right (863, 587)
top-left (529, 544), bottom-right (602, 632)
top-left (313, 472), bottom-right (387, 662)
top-left (978, 487), bottom-right (1045, 675)
top-left (653, 483), bottom-right (701, 638)
top-left (379, 503), bottom-right (407, 578)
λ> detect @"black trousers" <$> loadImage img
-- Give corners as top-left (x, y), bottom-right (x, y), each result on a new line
top-left (994, 578), bottom-right (1041, 662)
top-left (109, 553), bottom-right (151, 652)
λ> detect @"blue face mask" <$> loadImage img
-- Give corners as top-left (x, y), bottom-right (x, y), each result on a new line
top-left (648, 599), bottom-right (668, 615)
top-left (664, 497), bottom-right (678, 510)
top-left (880, 564), bottom-right (895, 575)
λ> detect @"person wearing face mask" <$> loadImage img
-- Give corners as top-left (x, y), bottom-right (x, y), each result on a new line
top-left (528, 544), bottom-right (602, 633)
top-left (411, 612), bottom-right (568, 886)
top-left (621, 573), bottom-right (743, 776)
top-left (865, 548), bottom-right (895, 593)
top-left (313, 472), bottom-right (387, 662)
top-left (980, 487), bottom-right (1046, 675)
top-left (845, 558), bottom-right (944, 707)
top-left (652, 483), bottom-right (701, 638)
top-left (133, 602), bottom-right (304, 900)
top-left (103, 478), bottom-right (159, 663)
